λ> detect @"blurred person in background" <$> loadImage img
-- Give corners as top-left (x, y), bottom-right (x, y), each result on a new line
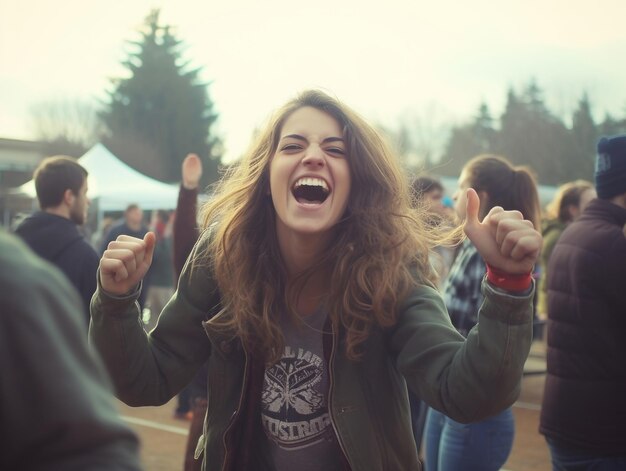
top-left (14, 156), bottom-right (99, 327)
top-left (411, 175), bottom-right (457, 288)
top-left (100, 204), bottom-right (148, 252)
top-left (536, 180), bottom-right (595, 319)
top-left (172, 153), bottom-right (209, 470)
top-left (144, 209), bottom-right (175, 330)
top-left (91, 216), bottom-right (115, 252)
top-left (100, 203), bottom-right (150, 311)
top-left (408, 175), bottom-right (458, 457)
top-left (541, 135), bottom-right (626, 470)
top-left (0, 229), bottom-right (141, 470)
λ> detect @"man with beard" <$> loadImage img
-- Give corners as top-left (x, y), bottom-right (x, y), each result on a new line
top-left (15, 156), bottom-right (99, 328)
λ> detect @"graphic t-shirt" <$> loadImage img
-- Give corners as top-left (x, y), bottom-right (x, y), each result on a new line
top-left (261, 307), bottom-right (343, 471)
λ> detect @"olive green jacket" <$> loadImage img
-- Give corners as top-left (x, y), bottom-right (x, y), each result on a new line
top-left (90, 237), bottom-right (533, 471)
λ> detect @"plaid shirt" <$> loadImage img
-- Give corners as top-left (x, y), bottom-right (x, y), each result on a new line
top-left (442, 239), bottom-right (486, 337)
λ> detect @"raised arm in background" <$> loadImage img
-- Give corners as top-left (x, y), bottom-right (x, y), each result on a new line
top-left (173, 153), bottom-right (202, 278)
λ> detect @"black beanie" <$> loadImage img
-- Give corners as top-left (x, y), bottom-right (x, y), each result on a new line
top-left (595, 135), bottom-right (626, 199)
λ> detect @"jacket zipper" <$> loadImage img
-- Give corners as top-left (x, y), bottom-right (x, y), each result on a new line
top-left (220, 345), bottom-right (249, 471)
top-left (327, 324), bottom-right (351, 467)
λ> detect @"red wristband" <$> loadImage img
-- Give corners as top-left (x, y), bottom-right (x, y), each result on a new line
top-left (486, 264), bottom-right (532, 292)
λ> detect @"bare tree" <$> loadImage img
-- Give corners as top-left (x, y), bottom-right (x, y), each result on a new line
top-left (29, 99), bottom-right (103, 148)
top-left (392, 103), bottom-right (451, 171)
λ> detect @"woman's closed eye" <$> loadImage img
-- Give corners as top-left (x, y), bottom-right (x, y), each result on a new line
top-left (281, 144), bottom-right (304, 152)
top-left (325, 147), bottom-right (346, 156)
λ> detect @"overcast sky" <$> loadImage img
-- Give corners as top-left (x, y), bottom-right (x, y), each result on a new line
top-left (1, 0), bottom-right (625, 163)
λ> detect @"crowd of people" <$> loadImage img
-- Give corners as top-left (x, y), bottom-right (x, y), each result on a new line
top-left (2, 89), bottom-right (625, 471)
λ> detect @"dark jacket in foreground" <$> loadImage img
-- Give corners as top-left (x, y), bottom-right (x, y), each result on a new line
top-left (541, 198), bottom-right (626, 454)
top-left (15, 211), bottom-right (99, 326)
top-left (0, 230), bottom-right (141, 471)
top-left (90, 234), bottom-right (534, 471)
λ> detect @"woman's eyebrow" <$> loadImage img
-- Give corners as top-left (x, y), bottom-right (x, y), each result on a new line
top-left (281, 134), bottom-right (306, 142)
top-left (323, 137), bottom-right (345, 144)
top-left (281, 134), bottom-right (345, 144)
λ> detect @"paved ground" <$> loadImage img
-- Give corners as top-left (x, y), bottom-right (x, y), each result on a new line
top-left (118, 341), bottom-right (551, 471)
top-left (502, 340), bottom-right (550, 471)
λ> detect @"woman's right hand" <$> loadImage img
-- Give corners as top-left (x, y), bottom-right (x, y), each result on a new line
top-left (100, 233), bottom-right (156, 296)
top-left (463, 189), bottom-right (541, 275)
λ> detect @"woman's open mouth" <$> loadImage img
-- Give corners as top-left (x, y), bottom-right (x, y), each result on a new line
top-left (292, 177), bottom-right (330, 204)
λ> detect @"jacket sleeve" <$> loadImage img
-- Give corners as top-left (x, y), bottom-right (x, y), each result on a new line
top-left (173, 185), bottom-right (199, 281)
top-left (89, 233), bottom-right (218, 407)
top-left (390, 279), bottom-right (533, 423)
top-left (1, 233), bottom-right (141, 471)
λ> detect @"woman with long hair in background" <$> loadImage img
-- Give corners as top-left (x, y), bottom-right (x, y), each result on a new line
top-left (537, 179), bottom-right (596, 318)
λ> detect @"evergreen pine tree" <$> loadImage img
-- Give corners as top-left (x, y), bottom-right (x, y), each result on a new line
top-left (438, 125), bottom-right (482, 176)
top-left (571, 93), bottom-right (597, 180)
top-left (497, 81), bottom-right (575, 185)
top-left (100, 9), bottom-right (221, 184)
top-left (472, 102), bottom-right (496, 153)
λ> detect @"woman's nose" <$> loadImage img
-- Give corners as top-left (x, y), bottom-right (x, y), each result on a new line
top-left (302, 145), bottom-right (325, 167)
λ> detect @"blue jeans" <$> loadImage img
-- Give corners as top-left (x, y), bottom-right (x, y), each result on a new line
top-left (546, 436), bottom-right (626, 471)
top-left (424, 407), bottom-right (514, 471)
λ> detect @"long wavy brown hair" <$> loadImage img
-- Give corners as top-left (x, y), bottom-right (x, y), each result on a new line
top-left (197, 90), bottom-right (452, 363)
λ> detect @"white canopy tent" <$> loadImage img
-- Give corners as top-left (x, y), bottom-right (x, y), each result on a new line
top-left (16, 143), bottom-right (180, 212)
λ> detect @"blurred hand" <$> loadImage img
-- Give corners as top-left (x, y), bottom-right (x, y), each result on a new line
top-left (182, 153), bottom-right (203, 189)
top-left (100, 233), bottom-right (155, 296)
top-left (463, 188), bottom-right (541, 275)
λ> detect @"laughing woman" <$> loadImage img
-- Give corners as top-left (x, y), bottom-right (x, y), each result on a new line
top-left (89, 90), bottom-right (541, 471)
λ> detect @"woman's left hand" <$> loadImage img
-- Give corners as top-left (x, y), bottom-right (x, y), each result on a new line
top-left (463, 188), bottom-right (542, 275)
